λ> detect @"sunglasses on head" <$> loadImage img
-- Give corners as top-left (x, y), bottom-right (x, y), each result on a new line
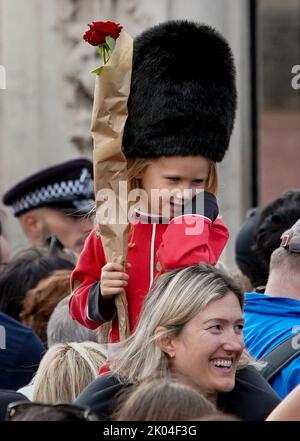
top-left (6, 401), bottom-right (99, 421)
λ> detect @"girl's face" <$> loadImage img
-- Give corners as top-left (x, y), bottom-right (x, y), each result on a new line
top-left (167, 292), bottom-right (244, 402)
top-left (139, 156), bottom-right (210, 216)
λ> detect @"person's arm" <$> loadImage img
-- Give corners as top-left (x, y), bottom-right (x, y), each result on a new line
top-left (157, 191), bottom-right (229, 271)
top-left (266, 384), bottom-right (300, 421)
top-left (69, 226), bottom-right (116, 329)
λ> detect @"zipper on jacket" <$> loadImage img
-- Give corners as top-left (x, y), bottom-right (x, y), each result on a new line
top-left (149, 223), bottom-right (156, 287)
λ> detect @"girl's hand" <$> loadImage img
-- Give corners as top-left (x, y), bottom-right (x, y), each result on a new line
top-left (101, 262), bottom-right (131, 299)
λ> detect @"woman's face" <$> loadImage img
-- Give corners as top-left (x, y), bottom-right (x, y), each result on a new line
top-left (139, 156), bottom-right (210, 217)
top-left (167, 292), bottom-right (244, 400)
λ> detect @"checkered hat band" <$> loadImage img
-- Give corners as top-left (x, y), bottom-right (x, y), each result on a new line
top-left (12, 171), bottom-right (93, 215)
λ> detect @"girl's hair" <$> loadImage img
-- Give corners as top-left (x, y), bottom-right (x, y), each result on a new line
top-left (109, 263), bottom-right (248, 384)
top-left (206, 160), bottom-right (218, 194)
top-left (126, 157), bottom-right (218, 194)
top-left (32, 342), bottom-right (107, 403)
top-left (126, 158), bottom-right (153, 193)
top-left (114, 378), bottom-right (216, 421)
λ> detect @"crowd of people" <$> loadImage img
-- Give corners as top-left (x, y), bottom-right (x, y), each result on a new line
top-left (0, 19), bottom-right (299, 422)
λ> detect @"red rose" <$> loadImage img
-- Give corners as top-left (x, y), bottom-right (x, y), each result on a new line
top-left (83, 21), bottom-right (123, 46)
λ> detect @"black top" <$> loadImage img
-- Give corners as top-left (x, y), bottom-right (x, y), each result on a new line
top-left (75, 365), bottom-right (281, 421)
top-left (0, 312), bottom-right (44, 390)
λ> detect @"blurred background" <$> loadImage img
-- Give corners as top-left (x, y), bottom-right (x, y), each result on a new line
top-left (0, 0), bottom-right (299, 266)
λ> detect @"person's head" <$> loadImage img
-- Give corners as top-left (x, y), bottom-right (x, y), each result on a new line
top-left (114, 378), bottom-right (216, 421)
top-left (110, 264), bottom-right (246, 402)
top-left (2, 158), bottom-right (95, 254)
top-left (20, 269), bottom-right (73, 345)
top-left (122, 21), bottom-right (236, 216)
top-left (32, 342), bottom-right (107, 403)
top-left (265, 246), bottom-right (300, 300)
top-left (270, 247), bottom-right (300, 275)
top-left (235, 208), bottom-right (268, 289)
top-left (47, 295), bottom-right (98, 347)
top-left (19, 207), bottom-right (93, 254)
top-left (126, 156), bottom-right (218, 217)
top-left (250, 192), bottom-right (300, 287)
top-left (0, 248), bottom-right (75, 321)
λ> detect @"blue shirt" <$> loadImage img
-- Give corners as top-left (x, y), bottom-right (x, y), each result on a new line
top-left (0, 312), bottom-right (45, 390)
top-left (244, 292), bottom-right (300, 398)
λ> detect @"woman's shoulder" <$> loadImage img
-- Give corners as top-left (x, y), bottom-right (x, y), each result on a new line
top-left (74, 374), bottom-right (128, 420)
top-left (217, 365), bottom-right (281, 421)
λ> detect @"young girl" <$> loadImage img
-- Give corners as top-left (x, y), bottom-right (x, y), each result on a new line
top-left (69, 20), bottom-right (237, 343)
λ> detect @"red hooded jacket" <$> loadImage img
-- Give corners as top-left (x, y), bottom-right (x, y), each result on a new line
top-left (69, 212), bottom-right (229, 343)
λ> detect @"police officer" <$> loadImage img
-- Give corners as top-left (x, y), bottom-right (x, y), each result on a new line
top-left (2, 158), bottom-right (94, 254)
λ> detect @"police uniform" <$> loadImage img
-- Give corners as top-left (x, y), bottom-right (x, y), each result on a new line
top-left (2, 158), bottom-right (94, 217)
top-left (2, 158), bottom-right (95, 253)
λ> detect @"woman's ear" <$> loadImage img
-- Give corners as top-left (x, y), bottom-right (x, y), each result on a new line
top-left (154, 326), bottom-right (176, 358)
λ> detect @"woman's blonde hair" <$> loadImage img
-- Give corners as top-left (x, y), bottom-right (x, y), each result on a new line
top-left (32, 342), bottom-right (107, 403)
top-left (114, 378), bottom-right (216, 421)
top-left (109, 263), bottom-right (249, 384)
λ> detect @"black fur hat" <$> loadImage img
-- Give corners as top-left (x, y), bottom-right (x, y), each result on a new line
top-left (123, 20), bottom-right (237, 162)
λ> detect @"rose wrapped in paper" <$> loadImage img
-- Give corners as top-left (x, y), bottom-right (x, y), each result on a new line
top-left (83, 21), bottom-right (132, 340)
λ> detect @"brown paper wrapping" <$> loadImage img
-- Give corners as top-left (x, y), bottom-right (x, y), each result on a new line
top-left (91, 31), bottom-right (133, 341)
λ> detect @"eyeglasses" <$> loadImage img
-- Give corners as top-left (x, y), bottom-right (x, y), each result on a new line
top-left (6, 400), bottom-right (99, 421)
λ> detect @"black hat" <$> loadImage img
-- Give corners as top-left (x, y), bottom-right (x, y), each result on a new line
top-left (235, 208), bottom-right (268, 288)
top-left (123, 20), bottom-right (237, 162)
top-left (0, 390), bottom-right (29, 421)
top-left (2, 158), bottom-right (94, 217)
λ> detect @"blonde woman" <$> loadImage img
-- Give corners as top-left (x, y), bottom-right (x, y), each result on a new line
top-left (32, 342), bottom-right (106, 403)
top-left (76, 264), bottom-right (280, 420)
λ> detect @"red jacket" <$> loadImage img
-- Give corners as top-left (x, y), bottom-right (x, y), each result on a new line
top-left (69, 213), bottom-right (229, 343)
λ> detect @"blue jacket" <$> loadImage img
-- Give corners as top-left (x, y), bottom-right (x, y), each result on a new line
top-left (244, 293), bottom-right (300, 398)
top-left (0, 312), bottom-right (45, 390)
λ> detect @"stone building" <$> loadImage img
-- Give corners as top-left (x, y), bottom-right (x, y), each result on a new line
top-left (1, 0), bottom-right (298, 267)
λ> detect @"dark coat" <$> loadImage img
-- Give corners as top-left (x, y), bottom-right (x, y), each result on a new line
top-left (75, 365), bottom-right (281, 421)
top-left (0, 312), bottom-right (44, 390)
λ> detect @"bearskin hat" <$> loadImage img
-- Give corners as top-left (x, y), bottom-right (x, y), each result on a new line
top-left (122, 20), bottom-right (237, 162)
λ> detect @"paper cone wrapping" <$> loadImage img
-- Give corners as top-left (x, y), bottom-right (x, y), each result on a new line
top-left (91, 31), bottom-right (133, 340)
